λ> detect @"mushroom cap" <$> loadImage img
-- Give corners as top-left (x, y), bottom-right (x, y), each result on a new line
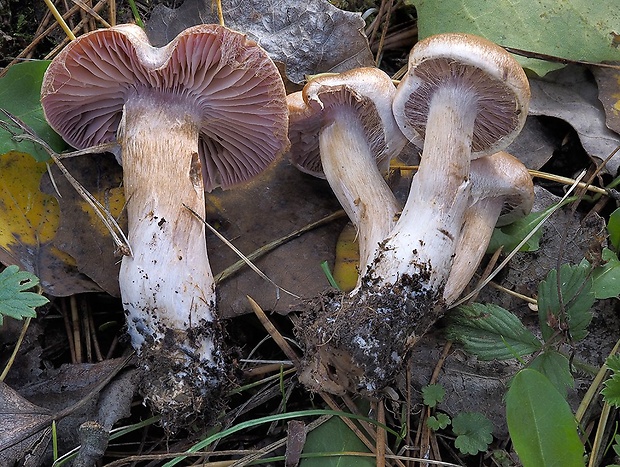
top-left (469, 151), bottom-right (534, 226)
top-left (41, 24), bottom-right (289, 192)
top-left (393, 33), bottom-right (530, 158)
top-left (287, 67), bottom-right (407, 178)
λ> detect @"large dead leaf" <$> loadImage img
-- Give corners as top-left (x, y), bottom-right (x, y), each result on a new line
top-left (0, 151), bottom-right (101, 296)
top-left (208, 156), bottom-right (346, 318)
top-left (528, 65), bottom-right (620, 174)
top-left (146, 0), bottom-right (375, 84)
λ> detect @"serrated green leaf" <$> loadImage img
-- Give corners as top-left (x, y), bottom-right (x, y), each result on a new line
top-left (602, 373), bottom-right (620, 407)
top-left (591, 248), bottom-right (620, 299)
top-left (537, 263), bottom-right (595, 342)
top-left (407, 0), bottom-right (620, 76)
top-left (0, 265), bottom-right (48, 325)
top-left (608, 208), bottom-right (620, 252)
top-left (529, 350), bottom-right (574, 397)
top-left (451, 412), bottom-right (493, 456)
top-left (445, 303), bottom-right (542, 360)
top-left (427, 413), bottom-right (451, 431)
top-left (606, 355), bottom-right (620, 372)
top-left (301, 417), bottom-right (373, 467)
top-left (506, 369), bottom-right (584, 467)
top-left (422, 384), bottom-right (445, 408)
top-left (0, 61), bottom-right (65, 161)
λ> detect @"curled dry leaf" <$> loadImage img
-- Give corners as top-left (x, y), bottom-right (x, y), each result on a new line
top-left (146, 0), bottom-right (375, 84)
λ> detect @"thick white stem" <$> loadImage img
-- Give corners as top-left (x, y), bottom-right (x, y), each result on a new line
top-left (118, 93), bottom-right (216, 360)
top-left (372, 86), bottom-right (476, 293)
top-left (319, 110), bottom-right (400, 291)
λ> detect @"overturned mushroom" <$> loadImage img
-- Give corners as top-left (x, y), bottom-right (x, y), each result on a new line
top-left (41, 24), bottom-right (289, 424)
top-left (287, 67), bottom-right (407, 291)
top-left (443, 151), bottom-right (534, 305)
top-left (298, 34), bottom-right (530, 395)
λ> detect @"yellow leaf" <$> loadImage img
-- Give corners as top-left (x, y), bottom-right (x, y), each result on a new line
top-left (0, 151), bottom-right (59, 254)
top-left (332, 222), bottom-right (360, 293)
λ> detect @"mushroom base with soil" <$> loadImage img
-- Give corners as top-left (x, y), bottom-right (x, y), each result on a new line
top-left (296, 272), bottom-right (444, 396)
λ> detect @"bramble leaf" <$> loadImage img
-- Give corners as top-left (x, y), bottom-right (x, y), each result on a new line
top-left (451, 412), bottom-right (493, 456)
top-left (445, 303), bottom-right (542, 360)
top-left (0, 265), bottom-right (48, 325)
top-left (537, 263), bottom-right (595, 342)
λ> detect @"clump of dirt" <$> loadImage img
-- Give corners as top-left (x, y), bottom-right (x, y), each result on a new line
top-left (295, 273), bottom-right (445, 396)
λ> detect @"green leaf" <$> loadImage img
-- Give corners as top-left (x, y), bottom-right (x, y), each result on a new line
top-left (487, 209), bottom-right (547, 253)
top-left (601, 373), bottom-right (620, 407)
top-left (451, 412), bottom-right (493, 456)
top-left (422, 383), bottom-right (445, 408)
top-left (0, 61), bottom-right (65, 161)
top-left (506, 369), bottom-right (584, 467)
top-left (427, 413), bottom-right (451, 431)
top-left (606, 355), bottom-right (620, 372)
top-left (407, 0), bottom-right (620, 76)
top-left (301, 417), bottom-right (373, 467)
top-left (608, 208), bottom-right (620, 252)
top-left (0, 265), bottom-right (48, 325)
top-left (537, 263), bottom-right (595, 342)
top-left (528, 350), bottom-right (574, 397)
top-left (591, 248), bottom-right (620, 300)
top-left (445, 303), bottom-right (542, 360)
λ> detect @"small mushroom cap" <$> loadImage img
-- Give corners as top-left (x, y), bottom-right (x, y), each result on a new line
top-left (41, 24), bottom-right (289, 191)
top-left (469, 151), bottom-right (534, 226)
top-left (287, 67), bottom-right (407, 178)
top-left (393, 33), bottom-right (530, 158)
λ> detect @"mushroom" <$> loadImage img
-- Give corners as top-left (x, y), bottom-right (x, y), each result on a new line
top-left (374, 32), bottom-right (531, 295)
top-left (443, 151), bottom-right (534, 305)
top-left (41, 24), bottom-right (289, 423)
top-left (286, 67), bottom-right (407, 290)
top-left (297, 34), bottom-right (530, 395)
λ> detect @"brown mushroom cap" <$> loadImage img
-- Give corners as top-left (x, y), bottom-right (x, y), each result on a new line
top-left (393, 33), bottom-right (530, 158)
top-left (41, 24), bottom-right (289, 191)
top-left (287, 67), bottom-right (406, 177)
top-left (469, 150), bottom-right (534, 226)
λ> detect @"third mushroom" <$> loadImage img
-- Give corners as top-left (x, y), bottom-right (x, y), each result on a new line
top-left (292, 33), bottom-right (532, 395)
